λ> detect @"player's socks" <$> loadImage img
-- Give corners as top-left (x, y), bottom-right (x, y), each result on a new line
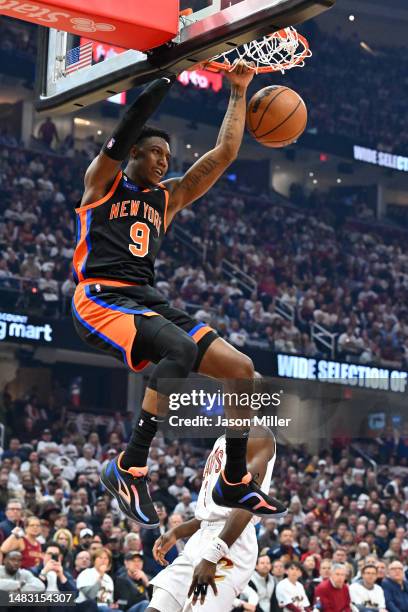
top-left (100, 451), bottom-right (159, 528)
top-left (212, 470), bottom-right (288, 518)
top-left (122, 409), bottom-right (162, 469)
top-left (224, 428), bottom-right (250, 483)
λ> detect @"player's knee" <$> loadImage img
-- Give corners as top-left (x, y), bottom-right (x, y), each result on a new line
top-left (235, 354), bottom-right (255, 379)
top-left (171, 334), bottom-right (198, 373)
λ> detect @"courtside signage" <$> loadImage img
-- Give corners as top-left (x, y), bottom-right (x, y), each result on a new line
top-left (0, 312), bottom-right (53, 343)
top-left (353, 145), bottom-right (408, 172)
top-left (276, 354), bottom-right (407, 393)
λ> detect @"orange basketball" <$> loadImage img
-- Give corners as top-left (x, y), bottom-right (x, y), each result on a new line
top-left (246, 86), bottom-right (307, 148)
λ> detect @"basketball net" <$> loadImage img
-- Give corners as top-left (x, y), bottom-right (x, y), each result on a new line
top-left (201, 27), bottom-right (311, 74)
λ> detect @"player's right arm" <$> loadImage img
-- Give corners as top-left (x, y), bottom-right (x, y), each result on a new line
top-left (153, 517), bottom-right (202, 566)
top-left (0, 529), bottom-right (25, 554)
top-left (163, 61), bottom-right (254, 223)
top-left (81, 75), bottom-right (176, 206)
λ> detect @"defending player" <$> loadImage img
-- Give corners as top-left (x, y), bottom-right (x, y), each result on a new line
top-left (72, 61), bottom-right (286, 528)
top-left (147, 426), bottom-right (283, 612)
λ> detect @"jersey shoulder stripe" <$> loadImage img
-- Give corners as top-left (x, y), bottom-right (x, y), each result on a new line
top-left (163, 188), bottom-right (170, 232)
top-left (75, 171), bottom-right (123, 213)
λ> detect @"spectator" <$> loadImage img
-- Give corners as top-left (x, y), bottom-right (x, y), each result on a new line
top-left (89, 536), bottom-right (104, 556)
top-left (248, 554), bottom-right (274, 611)
top-left (373, 561), bottom-right (387, 588)
top-left (38, 117), bottom-right (59, 149)
top-left (383, 538), bottom-right (402, 562)
top-left (37, 429), bottom-right (60, 462)
top-left (374, 526), bottom-right (390, 558)
top-left (232, 583), bottom-right (260, 610)
top-left (173, 491), bottom-right (196, 519)
top-left (349, 564), bottom-right (387, 612)
top-left (106, 536), bottom-right (124, 576)
top-left (0, 499), bottom-right (23, 544)
top-left (76, 527), bottom-right (94, 552)
top-left (0, 550), bottom-right (44, 593)
top-left (275, 561), bottom-right (310, 611)
top-left (76, 547), bottom-right (123, 611)
top-left (33, 541), bottom-right (77, 597)
top-left (166, 514), bottom-right (184, 553)
top-left (168, 473), bottom-right (189, 500)
top-left (268, 528), bottom-right (301, 563)
top-left (259, 519), bottom-right (278, 551)
top-left (382, 560), bottom-right (408, 612)
top-left (114, 551), bottom-right (149, 612)
top-left (0, 515), bottom-right (42, 569)
top-left (53, 528), bottom-right (74, 568)
top-left (314, 563), bottom-right (351, 612)
top-left (76, 445), bottom-right (101, 476)
top-left (272, 559), bottom-right (286, 584)
top-left (332, 548), bottom-right (348, 566)
top-left (123, 533), bottom-right (142, 556)
top-left (99, 517), bottom-right (114, 543)
top-left (313, 559), bottom-right (332, 588)
top-left (1, 438), bottom-right (24, 461)
top-left (58, 434), bottom-right (78, 461)
top-left (73, 549), bottom-right (92, 578)
top-left (302, 555), bottom-right (319, 603)
top-left (89, 498), bottom-right (110, 532)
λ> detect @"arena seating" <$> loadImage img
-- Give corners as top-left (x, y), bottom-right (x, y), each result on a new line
top-left (0, 387), bottom-right (407, 609)
top-left (1, 16), bottom-right (407, 152)
top-left (1, 143), bottom-right (407, 368)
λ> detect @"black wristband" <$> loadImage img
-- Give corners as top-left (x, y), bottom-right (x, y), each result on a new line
top-left (102, 75), bottom-right (177, 161)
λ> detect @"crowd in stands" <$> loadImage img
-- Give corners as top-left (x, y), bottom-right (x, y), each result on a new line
top-left (1, 141), bottom-right (408, 367)
top-left (273, 30), bottom-right (408, 154)
top-left (170, 24), bottom-right (408, 154)
top-left (1, 387), bottom-right (408, 611)
top-left (168, 185), bottom-right (408, 368)
top-left (2, 13), bottom-right (408, 153)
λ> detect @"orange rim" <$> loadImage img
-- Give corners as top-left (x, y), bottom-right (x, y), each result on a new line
top-left (193, 30), bottom-right (310, 74)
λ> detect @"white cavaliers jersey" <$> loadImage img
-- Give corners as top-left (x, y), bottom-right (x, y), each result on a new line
top-left (195, 435), bottom-right (276, 523)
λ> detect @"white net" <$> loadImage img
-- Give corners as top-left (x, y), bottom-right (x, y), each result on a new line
top-left (207, 27), bottom-right (311, 74)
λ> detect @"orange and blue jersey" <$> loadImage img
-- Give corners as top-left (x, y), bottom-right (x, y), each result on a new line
top-left (71, 172), bottom-right (216, 373)
top-left (72, 171), bottom-right (169, 286)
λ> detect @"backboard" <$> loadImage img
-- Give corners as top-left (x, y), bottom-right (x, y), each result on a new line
top-left (36, 0), bottom-right (336, 114)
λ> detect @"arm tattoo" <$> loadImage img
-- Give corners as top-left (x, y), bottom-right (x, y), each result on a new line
top-left (179, 156), bottom-right (220, 191)
top-left (216, 86), bottom-right (245, 147)
top-left (172, 87), bottom-right (244, 208)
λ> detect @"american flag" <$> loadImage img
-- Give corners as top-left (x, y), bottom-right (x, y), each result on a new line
top-left (65, 42), bottom-right (93, 75)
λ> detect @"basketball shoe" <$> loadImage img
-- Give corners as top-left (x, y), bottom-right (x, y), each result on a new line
top-left (212, 471), bottom-right (287, 518)
top-left (101, 451), bottom-right (159, 528)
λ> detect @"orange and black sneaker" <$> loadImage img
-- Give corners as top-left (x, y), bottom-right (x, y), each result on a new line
top-left (100, 451), bottom-right (159, 529)
top-left (212, 471), bottom-right (288, 518)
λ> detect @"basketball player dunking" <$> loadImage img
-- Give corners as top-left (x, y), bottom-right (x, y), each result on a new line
top-left (72, 60), bottom-right (286, 528)
top-left (147, 427), bottom-right (278, 612)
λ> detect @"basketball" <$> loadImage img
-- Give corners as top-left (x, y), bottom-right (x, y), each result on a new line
top-left (246, 86), bottom-right (307, 148)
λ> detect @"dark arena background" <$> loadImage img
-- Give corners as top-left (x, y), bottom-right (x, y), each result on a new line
top-left (1, 1), bottom-right (408, 611)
